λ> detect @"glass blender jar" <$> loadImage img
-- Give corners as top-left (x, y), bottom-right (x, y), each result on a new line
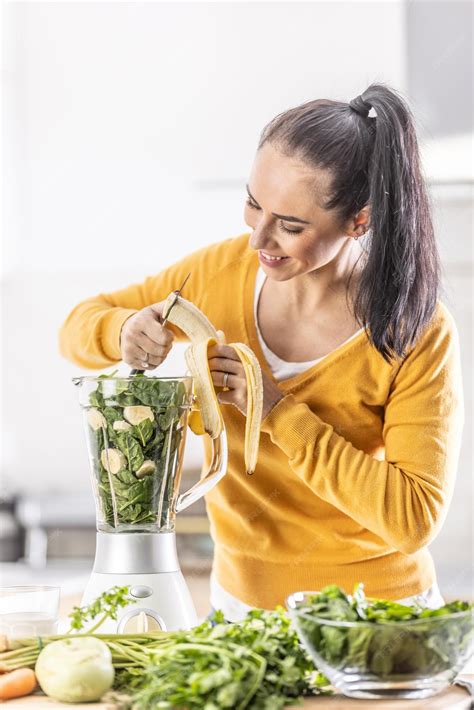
top-left (74, 375), bottom-right (227, 631)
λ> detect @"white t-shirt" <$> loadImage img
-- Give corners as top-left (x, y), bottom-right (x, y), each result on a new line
top-left (210, 267), bottom-right (444, 620)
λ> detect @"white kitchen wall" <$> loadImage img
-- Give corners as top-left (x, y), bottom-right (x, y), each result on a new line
top-left (2, 0), bottom-right (407, 490)
top-left (426, 179), bottom-right (473, 599)
top-left (2, 3), bottom-right (472, 593)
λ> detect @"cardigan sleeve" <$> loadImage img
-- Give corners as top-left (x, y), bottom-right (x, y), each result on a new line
top-left (59, 237), bottom-right (236, 369)
top-left (260, 306), bottom-right (464, 555)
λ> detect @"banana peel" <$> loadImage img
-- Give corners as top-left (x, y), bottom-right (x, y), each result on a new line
top-left (164, 293), bottom-right (263, 475)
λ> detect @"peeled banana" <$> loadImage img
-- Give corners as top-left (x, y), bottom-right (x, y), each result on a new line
top-left (164, 292), bottom-right (263, 475)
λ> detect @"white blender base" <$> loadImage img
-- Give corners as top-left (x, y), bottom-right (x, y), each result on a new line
top-left (82, 570), bottom-right (199, 632)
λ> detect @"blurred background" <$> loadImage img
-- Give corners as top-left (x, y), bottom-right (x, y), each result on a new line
top-left (1, 1), bottom-right (473, 617)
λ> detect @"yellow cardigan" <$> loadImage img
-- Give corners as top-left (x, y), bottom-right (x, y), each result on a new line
top-left (59, 233), bottom-right (464, 606)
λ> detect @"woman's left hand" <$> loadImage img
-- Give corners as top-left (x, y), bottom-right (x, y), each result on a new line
top-left (208, 343), bottom-right (284, 421)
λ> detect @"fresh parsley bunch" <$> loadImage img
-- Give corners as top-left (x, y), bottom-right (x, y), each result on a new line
top-left (122, 607), bottom-right (330, 709)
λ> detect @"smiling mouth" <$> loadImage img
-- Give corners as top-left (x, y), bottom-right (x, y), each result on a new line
top-left (259, 251), bottom-right (290, 262)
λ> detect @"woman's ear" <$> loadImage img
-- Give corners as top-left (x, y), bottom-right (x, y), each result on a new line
top-left (346, 205), bottom-right (371, 238)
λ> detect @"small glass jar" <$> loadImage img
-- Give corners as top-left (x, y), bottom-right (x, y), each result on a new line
top-left (0, 586), bottom-right (60, 637)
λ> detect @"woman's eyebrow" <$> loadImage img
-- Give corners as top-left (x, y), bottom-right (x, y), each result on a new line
top-left (246, 184), bottom-right (311, 224)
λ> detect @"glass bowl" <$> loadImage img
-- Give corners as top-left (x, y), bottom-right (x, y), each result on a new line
top-left (287, 591), bottom-right (474, 700)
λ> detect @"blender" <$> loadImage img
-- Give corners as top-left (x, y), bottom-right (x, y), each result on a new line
top-left (73, 374), bottom-right (227, 632)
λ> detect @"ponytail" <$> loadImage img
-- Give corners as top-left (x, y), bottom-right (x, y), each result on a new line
top-left (258, 83), bottom-right (440, 361)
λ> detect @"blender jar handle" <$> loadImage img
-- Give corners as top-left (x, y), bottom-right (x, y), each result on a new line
top-left (176, 427), bottom-right (228, 513)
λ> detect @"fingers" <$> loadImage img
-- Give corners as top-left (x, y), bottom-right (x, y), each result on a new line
top-left (124, 356), bottom-right (162, 371)
top-left (123, 306), bottom-right (174, 348)
top-left (211, 370), bottom-right (248, 391)
top-left (216, 371), bottom-right (235, 389)
top-left (142, 318), bottom-right (175, 349)
top-left (120, 303), bottom-right (175, 371)
top-left (208, 350), bottom-right (244, 392)
top-left (207, 343), bottom-right (239, 360)
top-left (207, 350), bottom-right (247, 416)
top-left (207, 357), bottom-right (241, 375)
top-left (121, 343), bottom-right (150, 370)
top-left (148, 302), bottom-right (166, 321)
top-left (122, 335), bottom-right (171, 371)
top-left (139, 331), bottom-right (173, 359)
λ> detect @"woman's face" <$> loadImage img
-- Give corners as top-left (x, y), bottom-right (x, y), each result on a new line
top-left (245, 142), bottom-right (363, 281)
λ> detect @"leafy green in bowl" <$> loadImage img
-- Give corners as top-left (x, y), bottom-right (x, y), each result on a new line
top-left (287, 584), bottom-right (473, 700)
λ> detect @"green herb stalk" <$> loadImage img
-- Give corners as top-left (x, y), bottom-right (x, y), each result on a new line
top-left (0, 602), bottom-right (330, 708)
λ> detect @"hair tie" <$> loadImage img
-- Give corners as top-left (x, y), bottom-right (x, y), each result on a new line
top-left (349, 95), bottom-right (373, 119)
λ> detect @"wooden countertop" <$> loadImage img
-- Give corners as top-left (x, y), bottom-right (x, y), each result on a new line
top-left (4, 682), bottom-right (471, 709)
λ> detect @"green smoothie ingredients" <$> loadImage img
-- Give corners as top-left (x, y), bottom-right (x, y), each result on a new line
top-left (85, 374), bottom-right (190, 530)
top-left (0, 605), bottom-right (330, 708)
top-left (290, 584), bottom-right (474, 679)
top-left (2, 584), bottom-right (472, 707)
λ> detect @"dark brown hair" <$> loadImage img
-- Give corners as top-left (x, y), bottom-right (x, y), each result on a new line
top-left (258, 83), bottom-right (440, 361)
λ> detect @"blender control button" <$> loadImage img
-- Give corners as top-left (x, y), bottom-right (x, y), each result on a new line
top-left (122, 612), bottom-right (164, 633)
top-left (130, 585), bottom-right (153, 599)
top-left (117, 608), bottom-right (167, 633)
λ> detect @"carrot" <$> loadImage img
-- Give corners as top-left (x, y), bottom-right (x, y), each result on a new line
top-left (0, 668), bottom-right (37, 700)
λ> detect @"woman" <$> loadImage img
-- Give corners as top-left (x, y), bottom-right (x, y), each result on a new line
top-left (60, 83), bottom-right (463, 621)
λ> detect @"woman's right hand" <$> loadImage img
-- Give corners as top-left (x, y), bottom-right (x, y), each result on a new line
top-left (120, 301), bottom-right (175, 370)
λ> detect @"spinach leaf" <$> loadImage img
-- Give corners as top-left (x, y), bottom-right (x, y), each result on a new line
top-left (89, 388), bottom-right (105, 408)
top-left (114, 393), bottom-right (140, 407)
top-left (116, 432), bottom-right (144, 472)
top-left (143, 428), bottom-right (165, 457)
top-left (115, 468), bottom-right (138, 485)
top-left (102, 406), bottom-right (121, 424)
top-left (158, 405), bottom-right (179, 430)
top-left (132, 418), bottom-right (155, 446)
